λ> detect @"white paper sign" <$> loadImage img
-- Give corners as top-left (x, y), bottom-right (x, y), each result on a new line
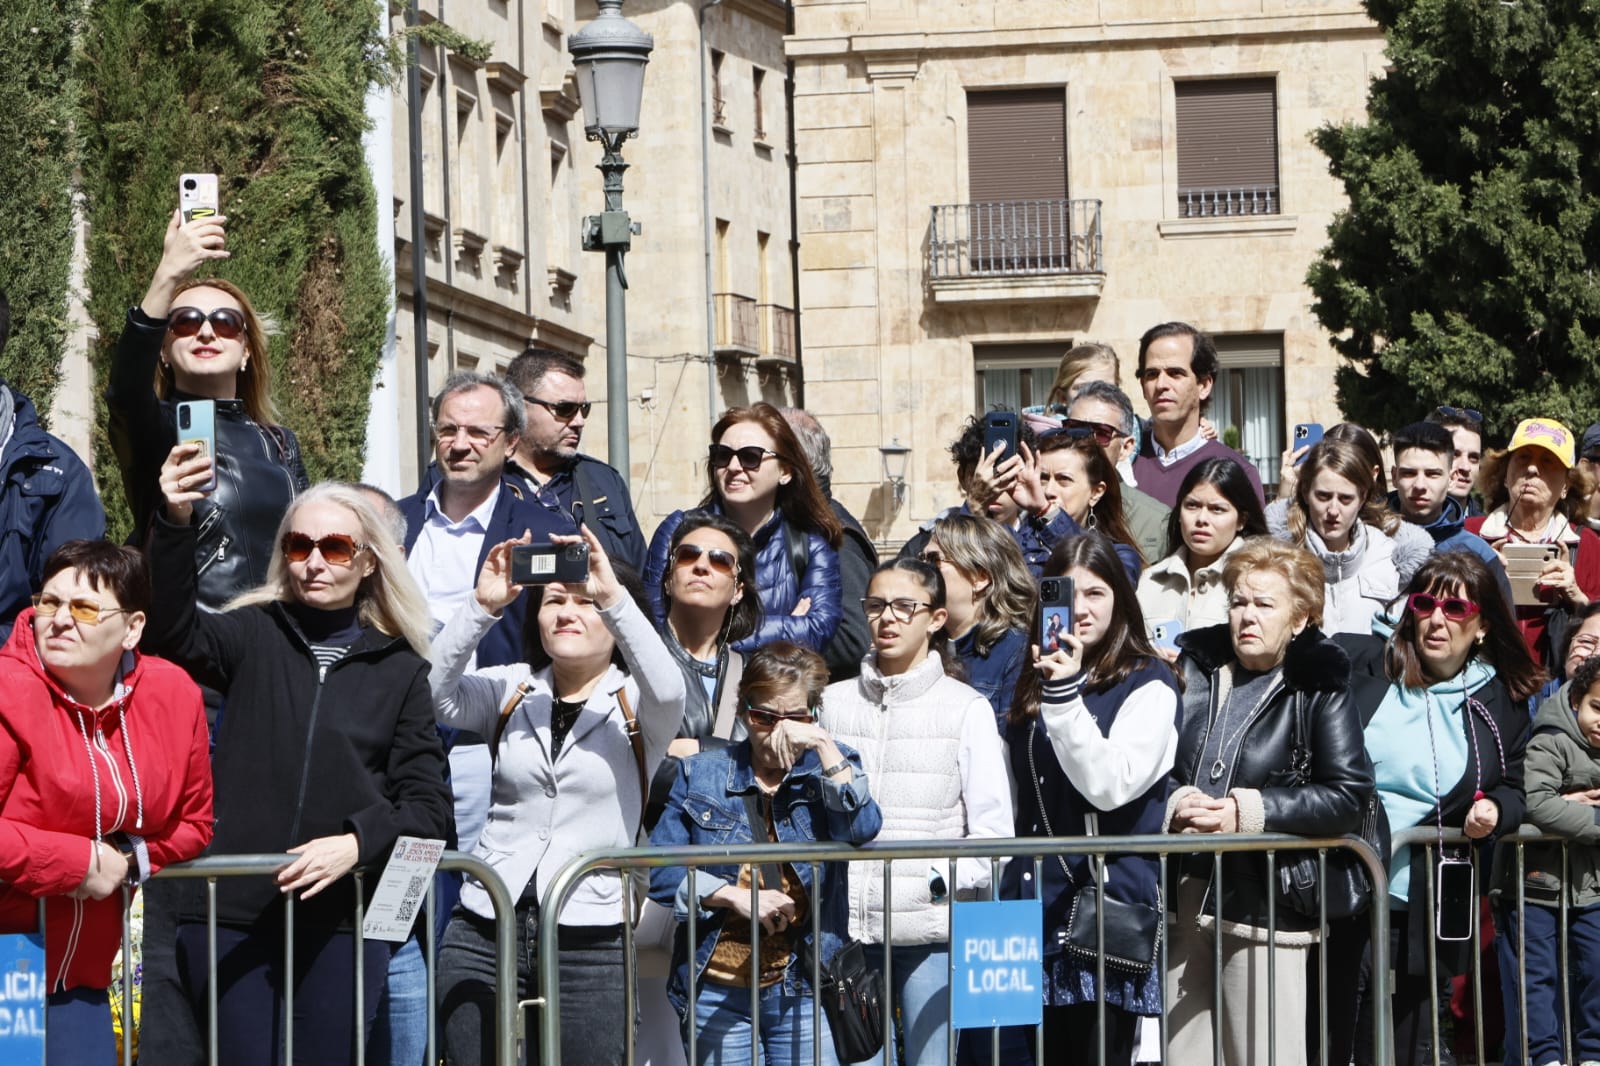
top-left (362, 836), bottom-right (446, 942)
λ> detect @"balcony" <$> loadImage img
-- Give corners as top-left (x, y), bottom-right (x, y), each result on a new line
top-left (714, 293), bottom-right (758, 356)
top-left (927, 199), bottom-right (1104, 304)
top-left (1178, 185), bottom-right (1279, 218)
top-left (758, 303), bottom-right (796, 363)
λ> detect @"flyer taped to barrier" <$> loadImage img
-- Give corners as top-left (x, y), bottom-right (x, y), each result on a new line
top-left (362, 837), bottom-right (446, 942)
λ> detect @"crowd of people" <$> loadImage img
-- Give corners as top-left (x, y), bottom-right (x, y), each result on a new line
top-left (5, 215), bottom-right (1600, 1066)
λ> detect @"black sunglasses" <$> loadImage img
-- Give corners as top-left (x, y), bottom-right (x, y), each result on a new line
top-left (527, 397), bottom-right (592, 421)
top-left (709, 444), bottom-right (780, 472)
top-left (169, 306), bottom-right (246, 340)
top-left (1434, 406), bottom-right (1484, 426)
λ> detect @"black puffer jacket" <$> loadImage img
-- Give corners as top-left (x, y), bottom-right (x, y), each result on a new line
top-left (107, 307), bottom-right (308, 609)
top-left (1172, 622), bottom-right (1374, 932)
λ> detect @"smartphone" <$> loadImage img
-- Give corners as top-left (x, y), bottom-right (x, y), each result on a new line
top-left (982, 411), bottom-right (1020, 466)
top-left (509, 542), bottom-right (590, 586)
top-left (1292, 424), bottom-right (1324, 464)
top-left (1435, 854), bottom-right (1476, 942)
top-left (1149, 618), bottom-right (1186, 653)
top-left (179, 173), bottom-right (220, 223)
top-left (176, 400), bottom-right (217, 492)
top-left (1503, 543), bottom-right (1561, 606)
top-left (1038, 576), bottom-right (1075, 653)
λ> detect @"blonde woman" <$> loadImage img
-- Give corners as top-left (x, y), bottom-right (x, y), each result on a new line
top-left (147, 457), bottom-right (452, 1066)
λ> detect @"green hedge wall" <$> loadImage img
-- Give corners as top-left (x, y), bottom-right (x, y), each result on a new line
top-left (79, 0), bottom-right (394, 539)
top-left (0, 2), bottom-right (85, 415)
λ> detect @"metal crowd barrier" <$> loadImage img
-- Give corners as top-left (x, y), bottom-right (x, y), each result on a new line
top-left (1389, 825), bottom-right (1582, 1066)
top-left (97, 850), bottom-right (518, 1066)
top-left (537, 833), bottom-right (1391, 1066)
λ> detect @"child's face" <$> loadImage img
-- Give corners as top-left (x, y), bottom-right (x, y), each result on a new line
top-left (1577, 683), bottom-right (1600, 748)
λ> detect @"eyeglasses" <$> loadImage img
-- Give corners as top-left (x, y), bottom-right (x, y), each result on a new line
top-left (1406, 592), bottom-right (1482, 622)
top-left (168, 307), bottom-right (246, 340)
top-left (1062, 418), bottom-right (1121, 446)
top-left (281, 532), bottom-right (367, 566)
top-left (527, 397), bottom-right (592, 421)
top-left (861, 597), bottom-right (932, 623)
top-left (1434, 406), bottom-right (1484, 426)
top-left (709, 444), bottom-right (780, 472)
top-left (433, 423), bottom-right (507, 447)
top-left (745, 704), bottom-right (816, 728)
top-left (32, 594), bottom-right (129, 626)
top-left (672, 542), bottom-right (739, 576)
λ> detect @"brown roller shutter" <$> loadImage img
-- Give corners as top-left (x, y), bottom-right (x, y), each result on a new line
top-left (967, 89), bottom-right (1067, 202)
top-left (1176, 78), bottom-right (1278, 190)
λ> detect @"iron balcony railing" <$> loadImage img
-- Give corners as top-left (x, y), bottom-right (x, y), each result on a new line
top-left (928, 198), bottom-right (1103, 279)
top-left (1178, 184), bottom-right (1279, 218)
top-left (713, 292), bottom-right (758, 351)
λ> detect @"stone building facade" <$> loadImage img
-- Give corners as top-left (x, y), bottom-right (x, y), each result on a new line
top-left (787, 0), bottom-right (1388, 545)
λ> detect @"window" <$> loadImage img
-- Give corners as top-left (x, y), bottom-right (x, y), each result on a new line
top-left (973, 342), bottom-right (1071, 413)
top-left (711, 50), bottom-right (727, 129)
top-left (1207, 333), bottom-right (1285, 489)
top-left (753, 68), bottom-right (767, 142)
top-left (1175, 78), bottom-right (1279, 218)
top-left (964, 89), bottom-right (1071, 273)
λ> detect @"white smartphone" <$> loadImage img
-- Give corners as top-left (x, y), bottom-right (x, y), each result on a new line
top-left (179, 173), bottom-right (220, 223)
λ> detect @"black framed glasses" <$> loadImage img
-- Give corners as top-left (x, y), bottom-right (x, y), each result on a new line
top-left (745, 704), bottom-right (816, 728)
top-left (861, 597), bottom-right (932, 623)
top-left (1406, 592), bottom-right (1481, 622)
top-left (281, 532), bottom-right (367, 567)
top-left (1434, 406), bottom-right (1484, 426)
top-left (527, 397), bottom-right (593, 421)
top-left (709, 444), bottom-right (780, 472)
top-left (168, 306), bottom-right (246, 340)
top-left (672, 542), bottom-right (739, 576)
top-left (433, 423), bottom-right (508, 447)
top-left (32, 594), bottom-right (129, 626)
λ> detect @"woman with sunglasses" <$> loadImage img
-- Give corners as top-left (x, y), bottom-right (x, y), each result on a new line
top-left (1137, 458), bottom-right (1269, 641)
top-left (649, 641), bottom-right (881, 1066)
top-left (147, 450), bottom-right (453, 1066)
top-left (108, 210), bottom-right (308, 610)
top-left (644, 403), bottom-right (843, 654)
top-left (820, 558), bottom-right (1014, 1066)
top-left (1322, 552), bottom-right (1539, 1066)
top-left (428, 523), bottom-right (684, 1066)
top-left (919, 513), bottom-right (1035, 728)
top-left (0, 540), bottom-right (212, 1066)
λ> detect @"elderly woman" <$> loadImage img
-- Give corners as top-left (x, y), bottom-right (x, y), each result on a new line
top-left (1166, 537), bottom-right (1373, 1066)
top-left (1466, 417), bottom-right (1600, 665)
top-left (0, 541), bottom-right (212, 1066)
top-left (649, 641), bottom-right (881, 1066)
top-left (1327, 552), bottom-right (1540, 1066)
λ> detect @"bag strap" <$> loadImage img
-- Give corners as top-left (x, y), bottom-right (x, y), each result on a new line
top-left (712, 651), bottom-right (743, 740)
top-left (616, 686), bottom-right (650, 827)
top-left (781, 519), bottom-right (809, 587)
top-left (739, 791), bottom-right (785, 890)
top-left (490, 681), bottom-right (532, 768)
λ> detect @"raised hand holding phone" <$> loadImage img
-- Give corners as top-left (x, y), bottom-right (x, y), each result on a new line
top-left (159, 441), bottom-right (216, 525)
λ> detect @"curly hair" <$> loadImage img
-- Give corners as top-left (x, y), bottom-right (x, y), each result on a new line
top-left (1476, 446), bottom-right (1596, 526)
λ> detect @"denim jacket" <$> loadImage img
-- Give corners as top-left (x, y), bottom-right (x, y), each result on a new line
top-left (647, 740), bottom-right (882, 1010)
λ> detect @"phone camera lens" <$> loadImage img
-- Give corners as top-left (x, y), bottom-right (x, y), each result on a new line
top-left (183, 178), bottom-right (197, 191)
top-left (1042, 580), bottom-right (1058, 599)
top-left (179, 409), bottom-right (191, 429)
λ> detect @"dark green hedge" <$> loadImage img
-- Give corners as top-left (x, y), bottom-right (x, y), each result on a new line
top-left (79, 0), bottom-right (394, 539)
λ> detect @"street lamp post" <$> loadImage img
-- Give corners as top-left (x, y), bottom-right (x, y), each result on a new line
top-left (568, 0), bottom-right (653, 486)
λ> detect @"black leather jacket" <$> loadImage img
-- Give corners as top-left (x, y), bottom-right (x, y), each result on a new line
top-left (107, 308), bottom-right (308, 608)
top-left (1174, 623), bottom-right (1374, 930)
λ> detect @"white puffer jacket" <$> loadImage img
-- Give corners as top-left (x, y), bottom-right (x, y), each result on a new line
top-left (820, 651), bottom-right (1012, 945)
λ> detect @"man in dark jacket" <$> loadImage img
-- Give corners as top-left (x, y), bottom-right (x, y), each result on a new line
top-left (0, 293), bottom-right (105, 640)
top-left (504, 346), bottom-right (646, 571)
top-left (1387, 420), bottom-right (1510, 603)
top-left (782, 407), bottom-right (879, 682)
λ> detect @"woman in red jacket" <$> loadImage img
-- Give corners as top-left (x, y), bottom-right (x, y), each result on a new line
top-left (0, 539), bottom-right (212, 1066)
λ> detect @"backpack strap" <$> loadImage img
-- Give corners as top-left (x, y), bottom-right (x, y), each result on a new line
top-left (617, 686), bottom-right (649, 826)
top-left (490, 681), bottom-right (532, 767)
top-left (781, 519), bottom-right (809, 588)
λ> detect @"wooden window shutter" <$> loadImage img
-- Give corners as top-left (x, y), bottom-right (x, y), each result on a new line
top-left (1175, 78), bottom-right (1279, 215)
top-left (966, 89), bottom-right (1067, 203)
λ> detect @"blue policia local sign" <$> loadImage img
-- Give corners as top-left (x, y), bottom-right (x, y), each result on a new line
top-left (950, 899), bottom-right (1044, 1030)
top-left (0, 931), bottom-right (46, 1063)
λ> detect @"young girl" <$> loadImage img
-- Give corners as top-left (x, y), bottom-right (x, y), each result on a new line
top-left (820, 559), bottom-right (1013, 1066)
top-left (1137, 457), bottom-right (1269, 635)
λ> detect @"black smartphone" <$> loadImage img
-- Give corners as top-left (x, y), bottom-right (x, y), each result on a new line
top-left (1039, 576), bottom-right (1075, 653)
top-left (1435, 854), bottom-right (1476, 942)
top-left (509, 542), bottom-right (590, 586)
top-left (982, 411), bottom-right (1019, 465)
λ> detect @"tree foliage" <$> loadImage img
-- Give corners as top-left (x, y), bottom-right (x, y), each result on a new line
top-left (78, 0), bottom-right (394, 539)
top-left (1309, 0), bottom-right (1600, 441)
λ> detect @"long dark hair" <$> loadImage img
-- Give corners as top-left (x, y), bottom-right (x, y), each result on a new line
top-left (1038, 430), bottom-right (1142, 564)
top-left (1384, 551), bottom-right (1545, 701)
top-left (661, 510), bottom-right (761, 645)
top-left (1164, 457), bottom-right (1269, 559)
top-left (702, 403), bottom-right (842, 548)
top-left (866, 557), bottom-right (964, 680)
top-left (520, 561), bottom-right (653, 673)
top-left (1010, 534), bottom-right (1170, 723)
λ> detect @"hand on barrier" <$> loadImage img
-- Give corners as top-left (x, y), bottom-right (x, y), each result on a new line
top-left (277, 833), bottom-right (360, 900)
top-left (1170, 793), bottom-right (1240, 835)
top-left (1463, 796), bottom-right (1499, 840)
top-left (1562, 788), bottom-right (1600, 806)
top-left (74, 841), bottom-right (131, 901)
top-left (710, 885), bottom-right (797, 936)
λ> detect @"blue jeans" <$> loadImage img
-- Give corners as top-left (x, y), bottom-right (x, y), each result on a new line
top-left (688, 980), bottom-right (840, 1066)
top-left (370, 935), bottom-right (429, 1065)
top-left (864, 944), bottom-right (950, 1066)
top-left (46, 987), bottom-right (114, 1066)
top-left (1498, 901), bottom-right (1600, 1066)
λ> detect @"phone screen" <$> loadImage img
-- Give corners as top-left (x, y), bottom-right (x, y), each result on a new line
top-left (1436, 856), bottom-right (1476, 942)
top-left (1039, 577), bottom-right (1074, 653)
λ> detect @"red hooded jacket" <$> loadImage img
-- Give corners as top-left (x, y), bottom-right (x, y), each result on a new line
top-left (0, 607), bottom-right (212, 991)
